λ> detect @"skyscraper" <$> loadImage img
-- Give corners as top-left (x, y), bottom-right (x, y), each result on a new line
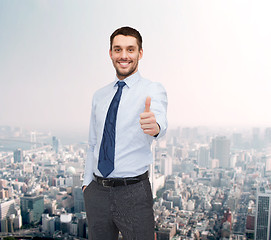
top-left (161, 153), bottom-right (172, 176)
top-left (13, 148), bottom-right (23, 163)
top-left (52, 136), bottom-right (59, 153)
top-left (252, 127), bottom-right (262, 149)
top-left (198, 146), bottom-right (210, 168)
top-left (30, 131), bottom-right (36, 149)
top-left (73, 187), bottom-right (85, 213)
top-left (210, 136), bottom-right (230, 168)
top-left (20, 194), bottom-right (44, 224)
top-left (255, 191), bottom-right (271, 240)
top-left (72, 173), bottom-right (82, 187)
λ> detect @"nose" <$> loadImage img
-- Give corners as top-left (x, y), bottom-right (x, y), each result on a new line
top-left (120, 49), bottom-right (128, 59)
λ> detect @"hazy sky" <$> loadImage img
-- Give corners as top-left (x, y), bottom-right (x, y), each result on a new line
top-left (1, 0), bottom-right (271, 137)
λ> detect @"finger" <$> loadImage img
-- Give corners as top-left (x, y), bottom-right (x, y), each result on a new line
top-left (142, 126), bottom-right (155, 131)
top-left (140, 117), bottom-right (156, 125)
top-left (144, 96), bottom-right (151, 112)
top-left (143, 129), bottom-right (156, 136)
top-left (140, 111), bottom-right (154, 120)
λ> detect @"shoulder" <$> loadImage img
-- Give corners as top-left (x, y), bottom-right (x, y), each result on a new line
top-left (139, 76), bottom-right (167, 94)
top-left (92, 82), bottom-right (115, 101)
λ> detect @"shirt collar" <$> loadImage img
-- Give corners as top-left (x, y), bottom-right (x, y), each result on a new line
top-left (114, 71), bottom-right (140, 88)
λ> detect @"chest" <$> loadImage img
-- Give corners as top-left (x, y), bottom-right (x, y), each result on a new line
top-left (94, 87), bottom-right (147, 130)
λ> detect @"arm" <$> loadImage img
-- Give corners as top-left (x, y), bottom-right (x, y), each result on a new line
top-left (82, 97), bottom-right (97, 191)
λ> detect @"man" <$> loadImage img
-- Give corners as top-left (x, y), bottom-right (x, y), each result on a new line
top-left (82, 26), bottom-right (167, 240)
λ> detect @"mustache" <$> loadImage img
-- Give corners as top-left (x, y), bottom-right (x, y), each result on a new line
top-left (119, 59), bottom-right (132, 62)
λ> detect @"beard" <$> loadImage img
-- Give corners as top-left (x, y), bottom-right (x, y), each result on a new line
top-left (114, 58), bottom-right (139, 80)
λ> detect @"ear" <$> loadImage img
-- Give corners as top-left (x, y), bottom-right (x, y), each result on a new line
top-left (109, 49), bottom-right (112, 59)
top-left (139, 48), bottom-right (143, 60)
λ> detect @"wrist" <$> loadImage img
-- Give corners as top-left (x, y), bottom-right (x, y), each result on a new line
top-left (154, 123), bottom-right (160, 137)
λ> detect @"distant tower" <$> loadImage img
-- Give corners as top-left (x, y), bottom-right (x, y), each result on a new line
top-left (52, 136), bottom-right (59, 153)
top-left (210, 136), bottom-right (230, 168)
top-left (161, 153), bottom-right (172, 176)
top-left (198, 146), bottom-right (210, 168)
top-left (232, 133), bottom-right (243, 149)
top-left (30, 131), bottom-right (36, 149)
top-left (13, 149), bottom-right (23, 163)
top-left (265, 128), bottom-right (271, 145)
top-left (252, 127), bottom-right (261, 149)
top-left (255, 191), bottom-right (271, 240)
top-left (73, 173), bottom-right (82, 187)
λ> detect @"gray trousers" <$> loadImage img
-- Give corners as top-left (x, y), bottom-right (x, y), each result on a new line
top-left (83, 178), bottom-right (154, 240)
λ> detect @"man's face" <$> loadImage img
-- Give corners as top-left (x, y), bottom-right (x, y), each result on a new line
top-left (110, 35), bottom-right (143, 80)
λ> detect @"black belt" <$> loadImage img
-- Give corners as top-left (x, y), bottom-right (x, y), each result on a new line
top-left (93, 171), bottom-right (148, 187)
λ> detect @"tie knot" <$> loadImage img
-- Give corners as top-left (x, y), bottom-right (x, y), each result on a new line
top-left (117, 81), bottom-right (126, 89)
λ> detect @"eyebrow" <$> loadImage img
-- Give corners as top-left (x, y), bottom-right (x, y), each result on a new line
top-left (113, 45), bottom-right (136, 49)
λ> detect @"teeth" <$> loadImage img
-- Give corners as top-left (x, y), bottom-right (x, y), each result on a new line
top-left (120, 62), bottom-right (129, 66)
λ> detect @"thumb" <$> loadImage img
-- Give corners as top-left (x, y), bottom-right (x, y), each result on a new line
top-left (144, 96), bottom-right (151, 112)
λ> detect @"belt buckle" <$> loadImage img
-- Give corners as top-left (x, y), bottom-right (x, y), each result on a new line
top-left (102, 179), bottom-right (110, 187)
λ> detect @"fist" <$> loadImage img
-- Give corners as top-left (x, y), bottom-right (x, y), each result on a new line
top-left (139, 97), bottom-right (160, 136)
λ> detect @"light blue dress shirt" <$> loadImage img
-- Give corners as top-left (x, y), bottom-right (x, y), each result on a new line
top-left (83, 71), bottom-right (167, 186)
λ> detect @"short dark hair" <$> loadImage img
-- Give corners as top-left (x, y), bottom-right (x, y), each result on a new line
top-left (110, 26), bottom-right (143, 50)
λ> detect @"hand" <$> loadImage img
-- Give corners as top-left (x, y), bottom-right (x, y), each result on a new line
top-left (139, 96), bottom-right (160, 136)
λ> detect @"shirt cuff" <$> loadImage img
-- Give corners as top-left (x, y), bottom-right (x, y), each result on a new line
top-left (153, 122), bottom-right (161, 138)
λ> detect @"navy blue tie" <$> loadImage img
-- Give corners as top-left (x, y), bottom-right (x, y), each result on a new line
top-left (98, 81), bottom-right (126, 177)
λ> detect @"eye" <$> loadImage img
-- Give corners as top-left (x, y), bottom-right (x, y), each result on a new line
top-left (128, 48), bottom-right (134, 52)
top-left (114, 48), bottom-right (121, 52)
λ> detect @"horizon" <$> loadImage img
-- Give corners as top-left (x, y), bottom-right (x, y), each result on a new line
top-left (1, 123), bottom-right (270, 147)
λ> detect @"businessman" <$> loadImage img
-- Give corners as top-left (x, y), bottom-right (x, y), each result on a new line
top-left (82, 26), bottom-right (167, 240)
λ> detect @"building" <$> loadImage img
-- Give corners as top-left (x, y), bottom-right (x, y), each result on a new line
top-left (161, 154), bottom-right (173, 176)
top-left (60, 213), bottom-right (72, 234)
top-left (42, 214), bottom-right (56, 235)
top-left (52, 136), bottom-right (59, 153)
top-left (30, 131), bottom-right (37, 149)
top-left (255, 191), bottom-right (271, 240)
top-left (0, 189), bottom-right (8, 199)
top-left (0, 200), bottom-right (22, 232)
top-left (13, 148), bottom-right (23, 163)
top-left (156, 224), bottom-right (177, 240)
top-left (72, 173), bottom-right (82, 187)
top-left (246, 214), bottom-right (255, 239)
top-left (198, 146), bottom-right (210, 168)
top-left (73, 187), bottom-right (85, 213)
top-left (0, 199), bottom-right (16, 220)
top-left (20, 194), bottom-right (44, 224)
top-left (77, 214), bottom-right (87, 238)
top-left (265, 128), bottom-right (271, 145)
top-left (210, 136), bottom-right (230, 168)
top-left (252, 127), bottom-right (261, 149)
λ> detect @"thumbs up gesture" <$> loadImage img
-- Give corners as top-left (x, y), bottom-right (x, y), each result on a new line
top-left (139, 96), bottom-right (160, 136)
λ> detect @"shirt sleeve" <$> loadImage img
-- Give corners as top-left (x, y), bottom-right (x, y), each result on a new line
top-left (82, 96), bottom-right (97, 186)
top-left (149, 82), bottom-right (168, 140)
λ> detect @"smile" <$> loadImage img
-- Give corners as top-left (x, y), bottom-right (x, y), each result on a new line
top-left (118, 62), bottom-right (131, 67)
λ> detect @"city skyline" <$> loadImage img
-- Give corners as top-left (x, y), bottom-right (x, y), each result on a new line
top-left (1, 122), bottom-right (271, 238)
top-left (1, 1), bottom-right (271, 134)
